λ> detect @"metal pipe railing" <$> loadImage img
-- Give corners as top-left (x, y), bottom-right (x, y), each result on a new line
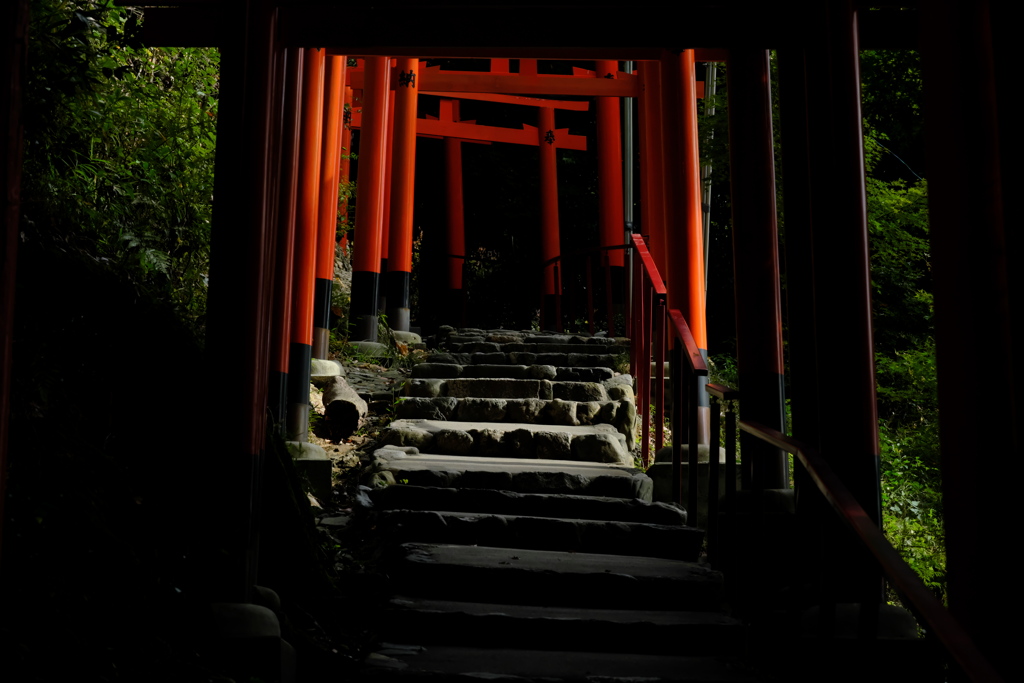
top-left (668, 308), bottom-right (708, 517)
top-left (629, 234), bottom-right (666, 467)
top-left (706, 382), bottom-right (739, 565)
top-left (738, 421), bottom-right (1003, 683)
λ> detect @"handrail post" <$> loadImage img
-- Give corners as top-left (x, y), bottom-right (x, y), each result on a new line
top-left (670, 343), bottom-right (683, 504)
top-left (639, 281), bottom-right (652, 468)
top-left (629, 248), bottom-right (639, 389)
top-left (708, 395), bottom-right (722, 562)
top-left (686, 358), bottom-right (700, 522)
top-left (654, 299), bottom-right (665, 456)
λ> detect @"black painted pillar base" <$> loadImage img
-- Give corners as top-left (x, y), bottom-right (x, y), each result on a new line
top-left (267, 370), bottom-right (287, 437)
top-left (351, 270), bottom-right (380, 342)
top-left (286, 341), bottom-right (312, 441)
top-left (386, 270), bottom-right (411, 331)
top-left (377, 258), bottom-right (388, 313)
top-left (312, 277), bottom-right (332, 358)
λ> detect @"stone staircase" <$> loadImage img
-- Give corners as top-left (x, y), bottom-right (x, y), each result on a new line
top-left (358, 327), bottom-right (757, 682)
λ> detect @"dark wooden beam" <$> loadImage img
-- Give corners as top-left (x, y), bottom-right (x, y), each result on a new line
top-left (136, 3), bottom-right (918, 52)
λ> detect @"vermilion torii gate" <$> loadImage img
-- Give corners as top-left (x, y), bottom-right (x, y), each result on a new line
top-left (3, 3), bottom-right (1018, 678)
top-left (137, 11), bottom-right (723, 602)
top-left (344, 58), bottom-right (592, 336)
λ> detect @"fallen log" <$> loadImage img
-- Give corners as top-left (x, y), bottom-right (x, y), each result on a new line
top-left (322, 375), bottom-right (368, 439)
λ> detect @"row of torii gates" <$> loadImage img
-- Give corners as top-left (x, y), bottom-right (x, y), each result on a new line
top-left (248, 50), bottom-right (719, 444)
top-left (1, 2), bottom-right (1017, 679)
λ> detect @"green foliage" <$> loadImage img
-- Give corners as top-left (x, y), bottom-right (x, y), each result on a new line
top-left (861, 50), bottom-right (943, 599)
top-left (879, 428), bottom-right (945, 600)
top-left (22, 0), bottom-right (219, 339)
top-left (860, 49), bottom-right (925, 183)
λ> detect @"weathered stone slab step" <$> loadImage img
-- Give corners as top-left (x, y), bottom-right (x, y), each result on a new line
top-left (388, 543), bottom-right (725, 611)
top-left (433, 326), bottom-right (626, 346)
top-left (368, 449), bottom-right (652, 500)
top-left (448, 341), bottom-right (630, 355)
top-left (395, 397), bottom-right (635, 442)
top-left (362, 645), bottom-right (759, 682)
top-left (412, 362), bottom-right (615, 383)
top-left (405, 376), bottom-right (618, 402)
top-left (377, 597), bottom-right (744, 656)
top-left (426, 351), bottom-right (623, 367)
top-left (373, 509), bottom-right (704, 560)
top-left (369, 485), bottom-right (686, 525)
top-left (381, 419), bottom-right (632, 465)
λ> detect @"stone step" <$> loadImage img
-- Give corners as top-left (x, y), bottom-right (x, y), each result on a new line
top-left (373, 509), bottom-right (704, 560)
top-left (394, 396), bottom-right (635, 442)
top-left (405, 376), bottom-right (621, 402)
top-left (369, 485), bottom-right (686, 525)
top-left (377, 597), bottom-right (744, 656)
top-left (412, 362), bottom-right (615, 383)
top-left (368, 449), bottom-right (652, 501)
top-left (380, 418), bottom-right (633, 465)
top-left (362, 645), bottom-right (759, 682)
top-left (447, 341), bottom-right (630, 355)
top-left (387, 543), bottom-right (726, 611)
top-left (434, 327), bottom-right (626, 346)
top-left (426, 351), bottom-right (623, 368)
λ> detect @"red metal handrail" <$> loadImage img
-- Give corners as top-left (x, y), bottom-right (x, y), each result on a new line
top-left (739, 421), bottom-right (1003, 683)
top-left (630, 234), bottom-right (665, 468)
top-left (667, 307), bottom-right (708, 516)
top-left (630, 234), bottom-right (708, 521)
top-left (633, 230), bottom-right (999, 681)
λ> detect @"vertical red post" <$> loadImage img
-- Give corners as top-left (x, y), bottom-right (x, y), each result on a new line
top-left (596, 60), bottom-right (625, 331)
top-left (313, 55), bottom-right (347, 359)
top-left (922, 3), bottom-right (1017, 675)
top-left (268, 47), bottom-right (303, 433)
top-left (204, 0), bottom-right (280, 601)
top-left (727, 49), bottom-right (788, 489)
top-left (593, 60), bottom-right (622, 331)
top-left (386, 57), bottom-right (419, 331)
top-left (287, 47), bottom-right (324, 441)
top-left (380, 81), bottom-right (395, 279)
top-left (444, 133), bottom-right (466, 325)
top-left (338, 84), bottom-right (353, 256)
top-left (662, 49), bottom-right (709, 443)
top-left (0, 0), bottom-right (29, 566)
top-left (778, 1), bottom-right (881, 612)
top-left (350, 55), bottom-right (390, 341)
top-left (538, 106), bottom-right (562, 331)
top-left (638, 60), bottom-right (667, 276)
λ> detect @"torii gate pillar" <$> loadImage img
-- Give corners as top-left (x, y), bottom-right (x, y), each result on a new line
top-left (351, 55), bottom-right (390, 341)
top-left (386, 58), bottom-right (419, 331)
top-left (538, 106), bottom-right (562, 331)
top-left (313, 55), bottom-right (347, 357)
top-left (287, 47), bottom-right (324, 441)
top-left (445, 136), bottom-right (467, 326)
top-left (662, 49), bottom-right (709, 443)
top-left (595, 60), bottom-right (625, 324)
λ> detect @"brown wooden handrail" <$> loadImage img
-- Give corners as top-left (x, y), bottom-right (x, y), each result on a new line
top-left (706, 383), bottom-right (739, 401)
top-left (739, 420), bottom-right (1004, 683)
